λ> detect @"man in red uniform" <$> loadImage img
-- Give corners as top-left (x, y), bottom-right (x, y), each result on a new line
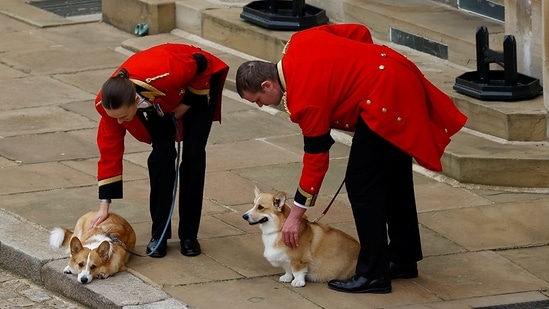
top-left (93, 43), bottom-right (229, 258)
top-left (236, 24), bottom-right (467, 293)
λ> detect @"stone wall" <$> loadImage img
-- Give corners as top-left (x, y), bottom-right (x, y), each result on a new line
top-left (102, 0), bottom-right (175, 35)
top-left (543, 1), bottom-right (548, 111)
top-left (505, 0), bottom-right (543, 81)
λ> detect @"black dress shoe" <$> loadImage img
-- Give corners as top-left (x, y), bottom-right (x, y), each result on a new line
top-left (390, 262), bottom-right (418, 279)
top-left (146, 238), bottom-right (167, 258)
top-left (328, 275), bottom-right (391, 294)
top-left (180, 239), bottom-right (201, 256)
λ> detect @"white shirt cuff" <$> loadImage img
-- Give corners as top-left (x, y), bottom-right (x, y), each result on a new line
top-left (293, 201), bottom-right (310, 209)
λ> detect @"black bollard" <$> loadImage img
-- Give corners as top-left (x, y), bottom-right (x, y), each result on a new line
top-left (454, 26), bottom-right (542, 101)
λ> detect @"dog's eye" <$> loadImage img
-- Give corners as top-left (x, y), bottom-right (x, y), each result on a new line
top-left (258, 205), bottom-right (264, 210)
top-left (78, 262), bottom-right (84, 268)
top-left (90, 265), bottom-right (96, 270)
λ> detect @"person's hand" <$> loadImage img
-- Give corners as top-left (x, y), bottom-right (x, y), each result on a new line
top-left (282, 205), bottom-right (306, 248)
top-left (90, 200), bottom-right (110, 230)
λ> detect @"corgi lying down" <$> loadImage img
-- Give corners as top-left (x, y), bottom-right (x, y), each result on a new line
top-left (49, 211), bottom-right (136, 284)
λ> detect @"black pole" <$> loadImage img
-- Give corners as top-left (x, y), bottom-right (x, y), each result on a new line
top-left (476, 26), bottom-right (490, 84)
top-left (503, 35), bottom-right (518, 86)
top-left (293, 0), bottom-right (305, 16)
top-left (266, 0), bottom-right (277, 13)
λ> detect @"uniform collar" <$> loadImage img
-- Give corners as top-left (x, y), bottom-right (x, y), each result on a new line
top-left (276, 60), bottom-right (287, 93)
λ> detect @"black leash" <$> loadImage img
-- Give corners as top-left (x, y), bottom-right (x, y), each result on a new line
top-left (110, 235), bottom-right (148, 257)
top-left (310, 178), bottom-right (345, 223)
top-left (144, 114), bottom-right (181, 257)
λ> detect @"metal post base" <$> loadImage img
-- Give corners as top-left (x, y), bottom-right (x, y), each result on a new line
top-left (454, 71), bottom-right (542, 101)
top-left (241, 0), bottom-right (329, 31)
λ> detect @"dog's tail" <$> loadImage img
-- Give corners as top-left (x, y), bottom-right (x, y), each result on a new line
top-left (49, 227), bottom-right (73, 248)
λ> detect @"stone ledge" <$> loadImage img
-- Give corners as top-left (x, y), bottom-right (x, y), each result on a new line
top-left (0, 0), bottom-right (77, 27)
top-left (443, 130), bottom-right (549, 187)
top-left (0, 209), bottom-right (65, 283)
top-left (43, 259), bottom-right (188, 308)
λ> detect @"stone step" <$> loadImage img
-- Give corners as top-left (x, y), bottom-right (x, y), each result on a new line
top-left (443, 130), bottom-right (549, 188)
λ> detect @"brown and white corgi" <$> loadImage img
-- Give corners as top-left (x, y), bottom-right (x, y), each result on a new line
top-left (49, 211), bottom-right (136, 284)
top-left (243, 186), bottom-right (360, 287)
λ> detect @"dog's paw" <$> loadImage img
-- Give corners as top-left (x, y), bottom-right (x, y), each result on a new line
top-left (96, 273), bottom-right (110, 279)
top-left (63, 266), bottom-right (74, 274)
top-left (291, 278), bottom-right (306, 287)
top-left (279, 273), bottom-right (293, 283)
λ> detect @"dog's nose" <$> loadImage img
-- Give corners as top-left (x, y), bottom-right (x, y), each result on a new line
top-left (242, 214), bottom-right (248, 220)
top-left (80, 277), bottom-right (88, 284)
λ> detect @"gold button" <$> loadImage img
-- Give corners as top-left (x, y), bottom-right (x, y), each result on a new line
top-left (397, 117), bottom-right (402, 121)
top-left (382, 107), bottom-right (387, 113)
top-left (345, 124), bottom-right (349, 128)
top-left (444, 128), bottom-right (449, 133)
top-left (366, 99), bottom-right (372, 105)
top-left (310, 187), bottom-right (314, 191)
top-left (379, 65), bottom-right (385, 70)
top-left (381, 53), bottom-right (386, 57)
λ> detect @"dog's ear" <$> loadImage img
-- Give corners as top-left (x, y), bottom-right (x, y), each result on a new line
top-left (69, 237), bottom-right (83, 255)
top-left (254, 185), bottom-right (261, 198)
top-left (97, 241), bottom-right (111, 262)
top-left (273, 192), bottom-right (287, 210)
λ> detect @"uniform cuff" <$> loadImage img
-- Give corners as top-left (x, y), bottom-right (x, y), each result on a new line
top-left (294, 186), bottom-right (317, 207)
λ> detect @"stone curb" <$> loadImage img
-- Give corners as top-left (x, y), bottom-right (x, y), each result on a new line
top-left (0, 209), bottom-right (189, 309)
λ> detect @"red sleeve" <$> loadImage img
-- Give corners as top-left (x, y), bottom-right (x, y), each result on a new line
top-left (291, 107), bottom-right (333, 207)
top-left (295, 151), bottom-right (330, 206)
top-left (95, 97), bottom-right (126, 199)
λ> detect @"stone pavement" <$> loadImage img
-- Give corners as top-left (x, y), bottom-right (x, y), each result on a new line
top-left (1, 2), bottom-right (549, 309)
top-left (0, 267), bottom-right (86, 308)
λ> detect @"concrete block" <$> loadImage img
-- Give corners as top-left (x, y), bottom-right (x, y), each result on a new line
top-left (443, 131), bottom-right (549, 187)
top-left (175, 0), bottom-right (222, 36)
top-left (102, 0), bottom-right (175, 35)
top-left (452, 94), bottom-right (547, 142)
top-left (202, 7), bottom-right (292, 63)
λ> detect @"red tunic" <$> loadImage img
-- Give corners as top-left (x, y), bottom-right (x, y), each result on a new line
top-left (95, 43), bottom-right (229, 199)
top-left (278, 24), bottom-right (467, 206)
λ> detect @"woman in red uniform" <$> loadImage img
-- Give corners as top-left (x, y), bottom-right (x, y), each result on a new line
top-left (92, 43), bottom-right (229, 258)
top-left (236, 24), bottom-right (467, 293)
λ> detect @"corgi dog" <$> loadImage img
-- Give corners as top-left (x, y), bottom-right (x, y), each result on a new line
top-left (242, 186), bottom-right (360, 287)
top-left (49, 211), bottom-right (136, 284)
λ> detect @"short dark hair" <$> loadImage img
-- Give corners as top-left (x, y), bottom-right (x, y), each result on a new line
top-left (101, 68), bottom-right (136, 110)
top-left (235, 61), bottom-right (277, 97)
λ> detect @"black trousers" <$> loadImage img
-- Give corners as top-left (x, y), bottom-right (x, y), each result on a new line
top-left (345, 118), bottom-right (423, 280)
top-left (141, 96), bottom-right (216, 242)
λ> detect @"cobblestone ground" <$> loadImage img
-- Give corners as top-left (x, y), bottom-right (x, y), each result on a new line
top-left (0, 267), bottom-right (86, 309)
